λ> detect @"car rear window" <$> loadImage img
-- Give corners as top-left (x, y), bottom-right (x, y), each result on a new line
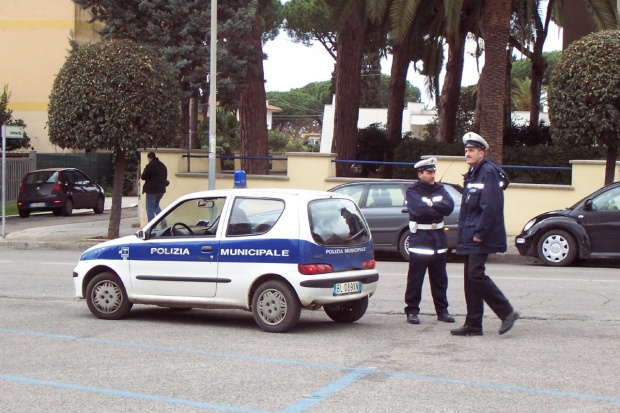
top-left (308, 198), bottom-right (370, 246)
top-left (24, 171), bottom-right (58, 185)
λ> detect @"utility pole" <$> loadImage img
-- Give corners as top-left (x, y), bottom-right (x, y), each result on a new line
top-left (208, 0), bottom-right (217, 190)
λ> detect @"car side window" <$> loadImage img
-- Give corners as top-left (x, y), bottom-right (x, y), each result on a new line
top-left (367, 184), bottom-right (403, 207)
top-left (591, 187), bottom-right (620, 211)
top-left (332, 184), bottom-right (364, 205)
top-left (227, 198), bottom-right (284, 236)
top-left (443, 184), bottom-right (462, 207)
top-left (149, 197), bottom-right (226, 238)
top-left (73, 171), bottom-right (91, 185)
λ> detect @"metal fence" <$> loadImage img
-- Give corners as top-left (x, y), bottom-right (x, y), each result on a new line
top-left (0, 153), bottom-right (36, 202)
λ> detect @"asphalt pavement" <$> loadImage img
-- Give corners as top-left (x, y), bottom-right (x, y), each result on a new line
top-left (0, 195), bottom-right (535, 264)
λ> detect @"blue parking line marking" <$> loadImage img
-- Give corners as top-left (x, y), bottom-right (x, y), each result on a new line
top-left (279, 368), bottom-right (372, 413)
top-left (2, 327), bottom-right (620, 406)
top-left (0, 374), bottom-right (268, 413)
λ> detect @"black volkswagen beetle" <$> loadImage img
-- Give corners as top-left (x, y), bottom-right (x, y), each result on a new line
top-left (515, 181), bottom-right (620, 266)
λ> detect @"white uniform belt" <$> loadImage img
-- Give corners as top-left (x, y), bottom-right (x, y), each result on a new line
top-left (408, 247), bottom-right (448, 255)
top-left (411, 221), bottom-right (444, 230)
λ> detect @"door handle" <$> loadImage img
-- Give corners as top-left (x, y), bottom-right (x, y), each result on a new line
top-left (201, 246), bottom-right (213, 252)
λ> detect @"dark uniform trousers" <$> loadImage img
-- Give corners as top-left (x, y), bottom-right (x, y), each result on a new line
top-left (405, 251), bottom-right (448, 316)
top-left (463, 253), bottom-right (513, 328)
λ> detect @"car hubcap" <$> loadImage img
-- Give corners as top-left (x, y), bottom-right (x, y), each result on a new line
top-left (542, 235), bottom-right (569, 262)
top-left (92, 281), bottom-right (123, 313)
top-left (256, 289), bottom-right (287, 325)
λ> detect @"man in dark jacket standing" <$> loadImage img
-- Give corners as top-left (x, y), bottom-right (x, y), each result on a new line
top-left (450, 132), bottom-right (519, 336)
top-left (404, 157), bottom-right (455, 325)
top-left (141, 151), bottom-right (168, 222)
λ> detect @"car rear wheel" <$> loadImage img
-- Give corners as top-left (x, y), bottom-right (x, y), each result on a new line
top-left (18, 209), bottom-right (30, 218)
top-left (62, 198), bottom-right (73, 216)
top-left (85, 272), bottom-right (133, 320)
top-left (252, 280), bottom-right (301, 333)
top-left (398, 232), bottom-right (410, 261)
top-left (537, 229), bottom-right (577, 267)
top-left (93, 196), bottom-right (105, 214)
top-left (324, 296), bottom-right (368, 323)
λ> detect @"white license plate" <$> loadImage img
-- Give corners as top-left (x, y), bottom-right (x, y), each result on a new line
top-left (30, 202), bottom-right (45, 208)
top-left (333, 281), bottom-right (361, 296)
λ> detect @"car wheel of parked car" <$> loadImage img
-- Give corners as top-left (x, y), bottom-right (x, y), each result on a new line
top-left (252, 280), bottom-right (301, 333)
top-left (52, 208), bottom-right (62, 216)
top-left (18, 209), bottom-right (30, 218)
top-left (323, 296), bottom-right (368, 323)
top-left (85, 272), bottom-right (133, 320)
top-left (93, 196), bottom-right (105, 214)
top-left (537, 229), bottom-right (577, 267)
top-left (62, 198), bottom-right (73, 216)
top-left (398, 232), bottom-right (410, 261)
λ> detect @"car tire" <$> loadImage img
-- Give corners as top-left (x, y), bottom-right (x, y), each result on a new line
top-left (537, 229), bottom-right (577, 267)
top-left (93, 196), bottom-right (105, 214)
top-left (398, 231), bottom-right (410, 261)
top-left (324, 296), bottom-right (368, 323)
top-left (52, 208), bottom-right (62, 216)
top-left (18, 209), bottom-right (31, 218)
top-left (85, 272), bottom-right (133, 320)
top-left (252, 280), bottom-right (301, 333)
top-left (61, 198), bottom-right (73, 216)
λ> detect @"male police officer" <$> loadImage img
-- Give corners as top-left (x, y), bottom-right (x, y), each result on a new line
top-left (450, 132), bottom-right (519, 336)
top-left (404, 157), bottom-right (455, 324)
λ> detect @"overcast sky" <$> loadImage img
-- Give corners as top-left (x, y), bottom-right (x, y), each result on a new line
top-left (263, 17), bottom-right (563, 106)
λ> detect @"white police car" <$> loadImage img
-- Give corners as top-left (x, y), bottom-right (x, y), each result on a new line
top-left (73, 188), bottom-right (379, 332)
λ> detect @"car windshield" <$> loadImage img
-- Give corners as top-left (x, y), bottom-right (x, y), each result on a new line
top-left (308, 198), bottom-right (370, 246)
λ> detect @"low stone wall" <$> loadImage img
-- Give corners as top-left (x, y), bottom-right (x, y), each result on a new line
top-left (139, 149), bottom-right (619, 235)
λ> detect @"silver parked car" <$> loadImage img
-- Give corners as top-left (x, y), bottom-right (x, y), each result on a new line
top-left (329, 180), bottom-right (462, 260)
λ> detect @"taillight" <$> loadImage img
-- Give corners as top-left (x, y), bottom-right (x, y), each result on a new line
top-left (53, 172), bottom-right (62, 191)
top-left (362, 259), bottom-right (375, 269)
top-left (298, 263), bottom-right (334, 275)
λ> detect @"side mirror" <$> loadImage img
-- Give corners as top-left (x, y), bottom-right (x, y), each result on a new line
top-left (136, 230), bottom-right (146, 240)
top-left (584, 199), bottom-right (593, 211)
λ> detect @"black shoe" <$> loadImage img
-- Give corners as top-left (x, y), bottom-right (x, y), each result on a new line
top-left (499, 311), bottom-right (520, 335)
top-left (450, 325), bottom-right (483, 336)
top-left (407, 314), bottom-right (420, 324)
top-left (437, 313), bottom-right (455, 323)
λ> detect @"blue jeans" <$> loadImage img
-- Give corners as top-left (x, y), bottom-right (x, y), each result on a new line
top-left (145, 193), bottom-right (164, 222)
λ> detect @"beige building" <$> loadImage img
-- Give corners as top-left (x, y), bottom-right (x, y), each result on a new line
top-left (1, 0), bottom-right (98, 153)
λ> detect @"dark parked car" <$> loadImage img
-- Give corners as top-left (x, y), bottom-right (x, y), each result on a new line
top-left (515, 181), bottom-right (620, 266)
top-left (329, 180), bottom-right (462, 260)
top-left (17, 168), bottom-right (105, 218)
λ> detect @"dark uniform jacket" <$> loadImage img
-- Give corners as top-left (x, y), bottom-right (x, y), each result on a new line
top-left (406, 181), bottom-right (455, 252)
top-left (457, 158), bottom-right (509, 254)
top-left (141, 157), bottom-right (168, 194)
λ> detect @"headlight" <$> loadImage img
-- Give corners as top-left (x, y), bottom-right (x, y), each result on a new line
top-left (522, 218), bottom-right (536, 232)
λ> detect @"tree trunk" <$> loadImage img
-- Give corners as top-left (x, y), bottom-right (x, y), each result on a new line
top-left (478, 0), bottom-right (512, 163)
top-left (604, 135), bottom-right (618, 185)
top-left (108, 148), bottom-right (125, 239)
top-left (504, 48), bottom-right (512, 142)
top-left (439, 24), bottom-right (467, 143)
top-left (529, 49), bottom-right (545, 128)
top-left (239, 9), bottom-right (269, 175)
top-left (384, 40), bottom-right (411, 178)
top-left (332, 1), bottom-right (366, 177)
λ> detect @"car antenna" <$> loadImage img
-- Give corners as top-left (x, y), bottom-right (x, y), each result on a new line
top-left (438, 160), bottom-right (454, 183)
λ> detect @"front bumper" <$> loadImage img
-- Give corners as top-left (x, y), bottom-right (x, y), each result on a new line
top-left (515, 234), bottom-right (536, 257)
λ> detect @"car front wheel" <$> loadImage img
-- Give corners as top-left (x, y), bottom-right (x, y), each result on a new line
top-left (398, 232), bottom-right (410, 261)
top-left (537, 229), bottom-right (577, 267)
top-left (85, 272), bottom-right (133, 320)
top-left (252, 280), bottom-right (301, 333)
top-left (93, 196), bottom-right (104, 214)
top-left (324, 296), bottom-right (368, 323)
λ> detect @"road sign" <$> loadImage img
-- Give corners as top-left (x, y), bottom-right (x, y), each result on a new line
top-left (2, 125), bottom-right (24, 139)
